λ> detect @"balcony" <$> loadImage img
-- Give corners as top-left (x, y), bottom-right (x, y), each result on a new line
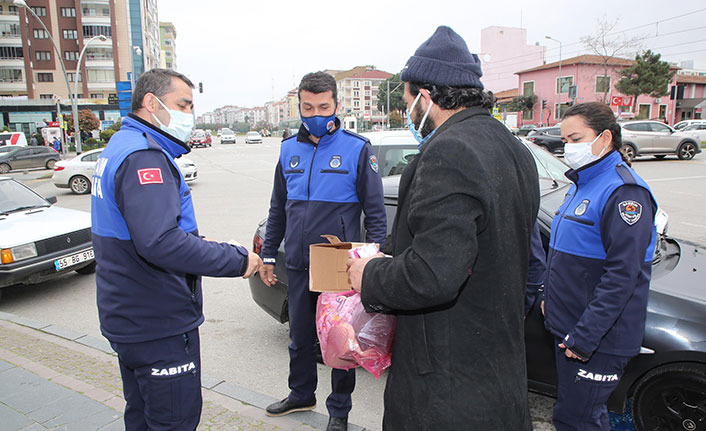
top-left (81, 15), bottom-right (111, 26)
top-left (87, 81), bottom-right (115, 91)
top-left (0, 80), bottom-right (27, 91)
top-left (0, 58), bottom-right (24, 67)
top-left (85, 58), bottom-right (113, 68)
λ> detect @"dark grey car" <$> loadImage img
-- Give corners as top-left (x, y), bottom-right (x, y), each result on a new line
top-left (0, 146), bottom-right (61, 173)
top-left (248, 137), bottom-right (706, 431)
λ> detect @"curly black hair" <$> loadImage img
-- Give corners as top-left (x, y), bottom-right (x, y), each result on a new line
top-left (407, 82), bottom-right (495, 110)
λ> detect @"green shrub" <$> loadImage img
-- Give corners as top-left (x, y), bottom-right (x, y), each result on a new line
top-left (100, 129), bottom-right (117, 142)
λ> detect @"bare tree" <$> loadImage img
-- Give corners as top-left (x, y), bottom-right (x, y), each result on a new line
top-left (581, 17), bottom-right (643, 103)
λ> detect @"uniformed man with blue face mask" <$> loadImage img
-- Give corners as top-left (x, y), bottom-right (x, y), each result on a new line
top-left (259, 71), bottom-right (387, 431)
top-left (92, 68), bottom-right (262, 430)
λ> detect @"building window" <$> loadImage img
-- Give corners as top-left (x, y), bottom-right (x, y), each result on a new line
top-left (0, 22), bottom-right (21, 37)
top-left (63, 29), bottom-right (78, 40)
top-left (33, 29), bottom-right (49, 39)
top-left (85, 47), bottom-right (113, 60)
top-left (82, 6), bottom-right (110, 17)
top-left (65, 51), bottom-right (79, 61)
top-left (87, 69), bottom-right (113, 82)
top-left (0, 46), bottom-right (23, 59)
top-left (556, 76), bottom-right (573, 94)
top-left (658, 104), bottom-right (667, 120)
top-left (67, 72), bottom-right (82, 82)
top-left (554, 103), bottom-right (571, 120)
top-left (522, 110), bottom-right (533, 121)
top-left (83, 25), bottom-right (112, 38)
top-left (365, 90), bottom-right (371, 97)
top-left (353, 90), bottom-right (359, 98)
top-left (39, 94), bottom-right (53, 99)
top-left (353, 100), bottom-right (360, 108)
top-left (61, 7), bottom-right (76, 17)
top-left (354, 81), bottom-right (359, 88)
top-left (595, 76), bottom-right (611, 93)
top-left (30, 6), bottom-right (46, 16)
top-left (90, 93), bottom-right (103, 99)
top-left (637, 104), bottom-right (652, 120)
top-left (7, 5), bottom-right (19, 15)
top-left (37, 72), bottom-right (53, 82)
top-left (522, 81), bottom-right (535, 96)
top-left (0, 68), bottom-right (23, 82)
top-left (165, 40), bottom-right (172, 46)
top-left (165, 62), bottom-right (172, 69)
top-left (35, 51), bottom-right (51, 61)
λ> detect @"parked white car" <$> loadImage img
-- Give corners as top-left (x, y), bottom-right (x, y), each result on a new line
top-left (245, 131), bottom-right (262, 144)
top-left (220, 128), bottom-right (236, 144)
top-left (682, 123), bottom-right (706, 146)
top-left (53, 148), bottom-right (198, 195)
top-left (0, 177), bottom-right (95, 297)
top-left (673, 119), bottom-right (706, 131)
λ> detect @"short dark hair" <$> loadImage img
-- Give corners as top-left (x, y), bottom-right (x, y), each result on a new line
top-left (298, 72), bottom-right (337, 101)
top-left (131, 68), bottom-right (194, 112)
top-left (407, 82), bottom-right (495, 111)
top-left (562, 102), bottom-right (630, 165)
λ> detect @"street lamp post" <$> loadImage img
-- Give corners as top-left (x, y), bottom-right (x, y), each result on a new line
top-left (14, 0), bottom-right (74, 155)
top-left (74, 35), bottom-right (107, 154)
top-left (545, 36), bottom-right (562, 122)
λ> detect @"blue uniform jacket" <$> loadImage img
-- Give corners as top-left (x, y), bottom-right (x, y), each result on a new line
top-left (544, 150), bottom-right (657, 360)
top-left (92, 114), bottom-right (249, 343)
top-left (261, 121), bottom-right (386, 270)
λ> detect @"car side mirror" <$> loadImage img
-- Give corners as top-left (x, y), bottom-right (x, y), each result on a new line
top-left (46, 196), bottom-right (57, 205)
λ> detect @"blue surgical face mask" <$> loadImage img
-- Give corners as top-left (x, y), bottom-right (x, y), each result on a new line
top-left (406, 91), bottom-right (434, 145)
top-left (151, 97), bottom-right (195, 143)
top-left (301, 105), bottom-right (337, 138)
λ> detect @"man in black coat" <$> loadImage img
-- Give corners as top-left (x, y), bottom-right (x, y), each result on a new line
top-left (347, 26), bottom-right (539, 430)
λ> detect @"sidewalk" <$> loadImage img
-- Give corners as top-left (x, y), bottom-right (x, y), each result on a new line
top-left (0, 312), bottom-right (365, 431)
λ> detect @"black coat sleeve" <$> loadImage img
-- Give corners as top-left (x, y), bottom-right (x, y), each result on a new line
top-left (261, 160), bottom-right (287, 264)
top-left (361, 139), bottom-right (485, 311)
top-left (115, 150), bottom-right (249, 277)
top-left (525, 222), bottom-right (547, 316)
top-left (564, 185), bottom-right (656, 358)
top-left (356, 142), bottom-right (387, 247)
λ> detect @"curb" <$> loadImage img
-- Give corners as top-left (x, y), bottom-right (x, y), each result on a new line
top-left (0, 311), bottom-right (366, 431)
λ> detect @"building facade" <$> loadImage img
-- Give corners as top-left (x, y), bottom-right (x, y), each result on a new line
top-left (515, 55), bottom-right (680, 126)
top-left (675, 73), bottom-right (706, 121)
top-left (159, 21), bottom-right (176, 71)
top-left (480, 26), bottom-right (545, 93)
top-left (126, 0), bottom-right (159, 80)
top-left (335, 67), bottom-right (392, 127)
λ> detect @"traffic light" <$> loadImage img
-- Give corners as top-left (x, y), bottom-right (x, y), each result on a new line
top-left (199, 82), bottom-right (203, 93)
top-left (541, 99), bottom-right (547, 109)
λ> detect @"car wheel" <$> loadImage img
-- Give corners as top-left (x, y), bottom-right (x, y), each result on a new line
top-left (75, 261), bottom-right (96, 275)
top-left (0, 163), bottom-right (10, 174)
top-left (654, 155), bottom-right (667, 160)
top-left (46, 159), bottom-right (56, 170)
top-left (69, 175), bottom-right (91, 194)
top-left (678, 142), bottom-right (697, 160)
top-left (633, 363), bottom-right (706, 431)
top-left (623, 144), bottom-right (636, 162)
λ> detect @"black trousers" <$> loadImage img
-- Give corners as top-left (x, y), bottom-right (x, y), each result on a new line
top-left (111, 328), bottom-right (202, 431)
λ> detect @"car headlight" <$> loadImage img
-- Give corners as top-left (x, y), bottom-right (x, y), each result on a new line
top-left (1, 243), bottom-right (38, 264)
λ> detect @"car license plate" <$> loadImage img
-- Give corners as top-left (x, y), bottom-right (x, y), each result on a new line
top-left (54, 249), bottom-right (94, 271)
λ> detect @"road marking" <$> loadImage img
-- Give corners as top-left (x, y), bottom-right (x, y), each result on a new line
top-left (681, 222), bottom-right (706, 229)
top-left (645, 175), bottom-right (706, 182)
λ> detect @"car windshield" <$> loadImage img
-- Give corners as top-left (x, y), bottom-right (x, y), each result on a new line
top-left (0, 179), bottom-right (49, 214)
top-left (247, 132), bottom-right (259, 136)
top-left (222, 129), bottom-right (233, 134)
top-left (192, 132), bottom-right (205, 138)
top-left (520, 138), bottom-right (569, 185)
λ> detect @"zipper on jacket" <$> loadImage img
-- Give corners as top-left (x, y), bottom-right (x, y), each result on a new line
top-left (340, 215), bottom-right (346, 241)
top-left (303, 144), bottom-right (319, 265)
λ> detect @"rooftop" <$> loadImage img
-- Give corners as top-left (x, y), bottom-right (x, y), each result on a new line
top-left (516, 55), bottom-right (636, 74)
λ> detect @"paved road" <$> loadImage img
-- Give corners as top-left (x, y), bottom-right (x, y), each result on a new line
top-left (1, 135), bottom-right (704, 430)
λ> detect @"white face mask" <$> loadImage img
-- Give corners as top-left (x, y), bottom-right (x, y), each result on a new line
top-left (563, 132), bottom-right (607, 170)
top-left (151, 97), bottom-right (194, 143)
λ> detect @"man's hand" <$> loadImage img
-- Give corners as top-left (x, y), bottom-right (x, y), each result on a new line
top-left (346, 253), bottom-right (385, 293)
top-left (243, 251), bottom-right (262, 279)
top-left (541, 300), bottom-right (545, 316)
top-left (259, 264), bottom-right (277, 286)
top-left (558, 343), bottom-right (587, 361)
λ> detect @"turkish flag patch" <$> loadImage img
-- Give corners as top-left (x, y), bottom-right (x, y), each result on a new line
top-left (137, 168), bottom-right (164, 185)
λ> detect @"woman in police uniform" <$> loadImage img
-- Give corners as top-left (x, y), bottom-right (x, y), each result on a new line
top-left (543, 102), bottom-right (657, 431)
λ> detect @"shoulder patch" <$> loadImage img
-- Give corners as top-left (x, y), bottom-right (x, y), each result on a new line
top-left (619, 200), bottom-right (642, 225)
top-left (369, 155), bottom-right (378, 173)
top-left (137, 168), bottom-right (163, 185)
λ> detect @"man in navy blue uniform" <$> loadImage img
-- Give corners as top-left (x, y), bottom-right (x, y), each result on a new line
top-left (259, 72), bottom-right (386, 431)
top-left (92, 68), bottom-right (262, 430)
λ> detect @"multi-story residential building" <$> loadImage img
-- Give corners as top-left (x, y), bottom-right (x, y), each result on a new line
top-left (159, 21), bottom-right (176, 71)
top-left (265, 100), bottom-right (283, 127)
top-left (515, 54), bottom-right (680, 126)
top-left (480, 26), bottom-right (545, 93)
top-left (335, 66), bottom-right (392, 127)
top-left (127, 0), bottom-right (159, 78)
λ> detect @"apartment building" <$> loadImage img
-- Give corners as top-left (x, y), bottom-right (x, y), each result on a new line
top-left (334, 66), bottom-right (392, 126)
top-left (0, 0), bottom-right (159, 100)
top-left (159, 21), bottom-right (176, 71)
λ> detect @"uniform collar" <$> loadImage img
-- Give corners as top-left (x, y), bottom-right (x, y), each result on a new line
top-left (123, 113), bottom-right (190, 159)
top-left (296, 117), bottom-right (342, 147)
top-left (565, 150), bottom-right (622, 185)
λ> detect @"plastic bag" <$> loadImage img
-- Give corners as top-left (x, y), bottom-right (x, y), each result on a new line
top-left (316, 290), bottom-right (396, 379)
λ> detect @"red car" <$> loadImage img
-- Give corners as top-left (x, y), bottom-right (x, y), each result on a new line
top-left (189, 131), bottom-right (211, 148)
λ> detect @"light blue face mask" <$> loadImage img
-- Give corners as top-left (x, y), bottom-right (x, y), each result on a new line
top-left (151, 97), bottom-right (195, 143)
top-left (406, 91), bottom-right (434, 146)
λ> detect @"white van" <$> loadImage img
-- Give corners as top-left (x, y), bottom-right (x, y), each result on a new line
top-left (0, 131), bottom-right (28, 147)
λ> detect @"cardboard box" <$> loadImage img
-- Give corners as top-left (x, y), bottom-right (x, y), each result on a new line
top-left (309, 235), bottom-right (377, 293)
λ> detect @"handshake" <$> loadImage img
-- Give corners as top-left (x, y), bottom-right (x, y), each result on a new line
top-left (226, 239), bottom-right (262, 279)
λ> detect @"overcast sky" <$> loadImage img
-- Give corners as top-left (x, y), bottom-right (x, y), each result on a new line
top-left (159, 0), bottom-right (706, 114)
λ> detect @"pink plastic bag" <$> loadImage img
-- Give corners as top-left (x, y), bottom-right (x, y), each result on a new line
top-left (316, 290), bottom-right (395, 379)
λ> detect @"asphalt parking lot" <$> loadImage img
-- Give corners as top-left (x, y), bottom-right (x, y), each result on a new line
top-left (0, 135), bottom-right (704, 430)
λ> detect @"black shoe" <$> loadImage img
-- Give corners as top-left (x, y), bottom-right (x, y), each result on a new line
top-left (327, 417), bottom-right (348, 431)
top-left (265, 397), bottom-right (316, 417)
